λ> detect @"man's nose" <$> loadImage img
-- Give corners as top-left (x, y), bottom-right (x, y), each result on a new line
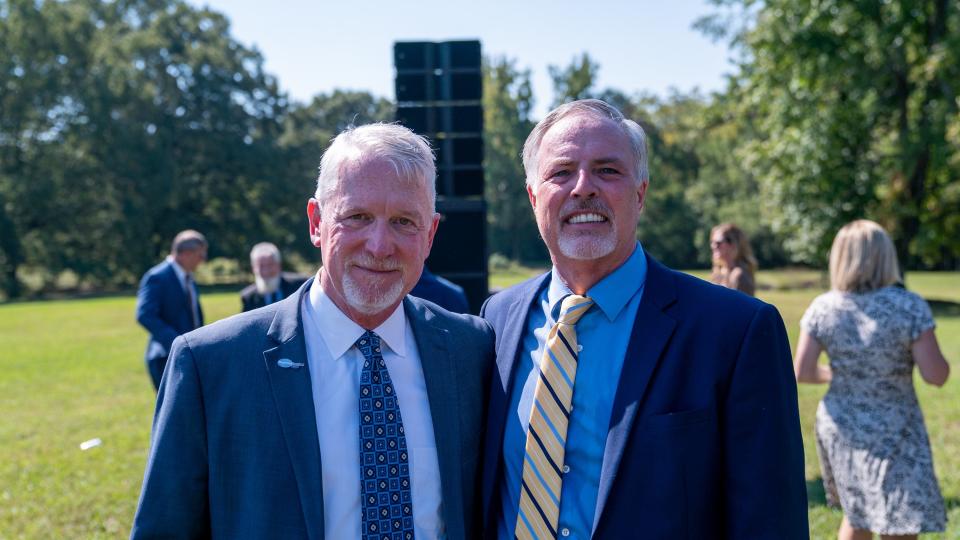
top-left (570, 168), bottom-right (598, 198)
top-left (364, 220), bottom-right (395, 258)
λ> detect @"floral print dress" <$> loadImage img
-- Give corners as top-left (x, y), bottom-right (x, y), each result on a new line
top-left (801, 286), bottom-right (947, 534)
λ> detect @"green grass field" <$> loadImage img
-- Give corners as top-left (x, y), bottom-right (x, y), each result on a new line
top-left (1, 271), bottom-right (957, 538)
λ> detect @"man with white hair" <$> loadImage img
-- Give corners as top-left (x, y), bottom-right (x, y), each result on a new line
top-left (480, 100), bottom-right (807, 539)
top-left (240, 242), bottom-right (306, 312)
top-left (133, 123), bottom-right (495, 540)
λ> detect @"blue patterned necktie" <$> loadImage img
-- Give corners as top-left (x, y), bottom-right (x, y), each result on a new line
top-left (357, 331), bottom-right (415, 540)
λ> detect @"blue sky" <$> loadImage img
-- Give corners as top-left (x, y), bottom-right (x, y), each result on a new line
top-left (192, 0), bottom-right (735, 117)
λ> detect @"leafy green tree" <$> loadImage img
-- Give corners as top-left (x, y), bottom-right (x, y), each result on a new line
top-left (701, 0), bottom-right (960, 268)
top-left (0, 0), bottom-right (290, 296)
top-left (482, 56), bottom-right (545, 263)
top-left (548, 53), bottom-right (600, 108)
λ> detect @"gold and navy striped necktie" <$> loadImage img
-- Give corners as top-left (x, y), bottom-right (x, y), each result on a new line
top-left (515, 294), bottom-right (594, 540)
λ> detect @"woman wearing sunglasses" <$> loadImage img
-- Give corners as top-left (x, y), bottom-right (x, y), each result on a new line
top-left (709, 222), bottom-right (757, 296)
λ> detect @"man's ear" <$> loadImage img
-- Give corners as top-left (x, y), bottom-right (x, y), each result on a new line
top-left (527, 183), bottom-right (537, 210)
top-left (425, 213), bottom-right (441, 252)
top-left (637, 180), bottom-right (648, 213)
top-left (307, 199), bottom-right (323, 248)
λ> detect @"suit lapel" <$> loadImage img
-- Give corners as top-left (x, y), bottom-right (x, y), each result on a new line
top-left (592, 256), bottom-right (678, 535)
top-left (162, 262), bottom-right (191, 315)
top-left (480, 273), bottom-right (550, 525)
top-left (263, 280), bottom-right (325, 539)
top-left (404, 298), bottom-right (465, 539)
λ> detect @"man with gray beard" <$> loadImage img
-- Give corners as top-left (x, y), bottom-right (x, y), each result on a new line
top-left (240, 242), bottom-right (307, 312)
top-left (133, 123), bottom-right (495, 540)
top-left (479, 100), bottom-right (807, 539)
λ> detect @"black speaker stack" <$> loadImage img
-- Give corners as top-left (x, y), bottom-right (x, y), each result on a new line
top-left (394, 40), bottom-right (488, 313)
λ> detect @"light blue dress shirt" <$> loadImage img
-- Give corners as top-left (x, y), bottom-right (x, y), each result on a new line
top-left (497, 242), bottom-right (647, 539)
top-left (301, 277), bottom-right (445, 539)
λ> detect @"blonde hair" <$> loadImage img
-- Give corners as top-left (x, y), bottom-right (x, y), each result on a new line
top-left (829, 220), bottom-right (902, 293)
top-left (710, 223), bottom-right (758, 276)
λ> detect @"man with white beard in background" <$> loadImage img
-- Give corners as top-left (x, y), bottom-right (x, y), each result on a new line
top-left (240, 241), bottom-right (307, 312)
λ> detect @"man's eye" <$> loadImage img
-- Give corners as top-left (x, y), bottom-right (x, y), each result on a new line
top-left (342, 214), bottom-right (371, 225)
top-left (599, 167), bottom-right (620, 175)
top-left (395, 217), bottom-right (413, 226)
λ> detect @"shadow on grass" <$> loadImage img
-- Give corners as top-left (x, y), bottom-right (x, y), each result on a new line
top-left (807, 477), bottom-right (828, 508)
top-left (928, 299), bottom-right (960, 317)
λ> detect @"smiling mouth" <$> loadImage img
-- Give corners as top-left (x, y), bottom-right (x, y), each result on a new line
top-left (354, 265), bottom-right (400, 275)
top-left (565, 212), bottom-right (608, 225)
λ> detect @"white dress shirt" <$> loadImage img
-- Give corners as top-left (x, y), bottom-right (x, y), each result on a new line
top-left (301, 278), bottom-right (445, 539)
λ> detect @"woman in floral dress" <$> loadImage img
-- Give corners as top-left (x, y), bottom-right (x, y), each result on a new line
top-left (794, 220), bottom-right (950, 540)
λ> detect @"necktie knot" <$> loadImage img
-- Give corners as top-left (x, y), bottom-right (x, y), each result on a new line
top-left (356, 331), bottom-right (382, 358)
top-left (557, 294), bottom-right (593, 326)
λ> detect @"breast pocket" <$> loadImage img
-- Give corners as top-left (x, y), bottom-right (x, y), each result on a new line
top-left (642, 405), bottom-right (717, 433)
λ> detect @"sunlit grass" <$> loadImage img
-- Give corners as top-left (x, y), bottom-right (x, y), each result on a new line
top-left (1, 270), bottom-right (956, 538)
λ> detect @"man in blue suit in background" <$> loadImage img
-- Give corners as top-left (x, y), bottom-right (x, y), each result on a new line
top-left (132, 123), bottom-right (494, 539)
top-left (480, 100), bottom-right (808, 539)
top-left (135, 229), bottom-right (207, 390)
top-left (411, 266), bottom-right (470, 314)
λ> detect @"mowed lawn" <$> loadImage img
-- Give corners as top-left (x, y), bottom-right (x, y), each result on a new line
top-left (1, 271), bottom-right (957, 538)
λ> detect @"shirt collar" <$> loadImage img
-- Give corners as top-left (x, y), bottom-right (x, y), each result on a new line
top-left (547, 241), bottom-right (647, 322)
top-left (308, 276), bottom-right (408, 360)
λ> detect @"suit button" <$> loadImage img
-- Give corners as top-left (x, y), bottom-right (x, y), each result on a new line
top-left (561, 528), bottom-right (570, 537)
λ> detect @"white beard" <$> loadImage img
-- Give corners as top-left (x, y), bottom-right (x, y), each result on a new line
top-left (342, 272), bottom-right (405, 315)
top-left (255, 275), bottom-right (281, 295)
top-left (557, 229), bottom-right (617, 260)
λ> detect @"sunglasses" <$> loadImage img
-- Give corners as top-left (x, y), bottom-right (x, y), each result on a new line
top-left (710, 238), bottom-right (731, 248)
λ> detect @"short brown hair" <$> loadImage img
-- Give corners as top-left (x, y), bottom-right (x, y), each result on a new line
top-left (829, 220), bottom-right (901, 293)
top-left (171, 230), bottom-right (207, 255)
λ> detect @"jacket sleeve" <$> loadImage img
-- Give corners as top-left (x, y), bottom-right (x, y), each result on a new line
top-left (131, 335), bottom-right (211, 539)
top-left (135, 272), bottom-right (181, 353)
top-left (722, 303), bottom-right (808, 539)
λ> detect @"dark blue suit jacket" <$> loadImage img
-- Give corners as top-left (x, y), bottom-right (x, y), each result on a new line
top-left (135, 260), bottom-right (202, 368)
top-left (411, 267), bottom-right (470, 314)
top-left (132, 280), bottom-right (495, 540)
top-left (480, 254), bottom-right (808, 539)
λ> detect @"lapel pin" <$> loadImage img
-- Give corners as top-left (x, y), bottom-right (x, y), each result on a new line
top-left (277, 358), bottom-right (304, 369)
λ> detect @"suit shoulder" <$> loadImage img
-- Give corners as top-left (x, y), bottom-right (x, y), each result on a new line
top-left (178, 305), bottom-right (277, 353)
top-left (668, 268), bottom-right (774, 321)
top-left (239, 283), bottom-right (257, 298)
top-left (140, 261), bottom-right (172, 284)
top-left (483, 272), bottom-right (548, 316)
top-left (409, 296), bottom-right (492, 337)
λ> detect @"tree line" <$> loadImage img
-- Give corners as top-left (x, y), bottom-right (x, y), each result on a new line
top-left (2, 0), bottom-right (957, 299)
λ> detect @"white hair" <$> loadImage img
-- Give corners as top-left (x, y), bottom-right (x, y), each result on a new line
top-left (315, 123), bottom-right (436, 213)
top-left (249, 241), bottom-right (280, 263)
top-left (522, 99), bottom-right (648, 187)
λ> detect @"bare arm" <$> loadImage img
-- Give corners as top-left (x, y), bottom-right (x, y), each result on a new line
top-left (794, 329), bottom-right (831, 384)
top-left (912, 328), bottom-right (950, 387)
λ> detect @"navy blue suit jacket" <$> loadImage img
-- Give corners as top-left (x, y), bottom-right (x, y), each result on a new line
top-left (240, 272), bottom-right (308, 312)
top-left (132, 280), bottom-right (495, 540)
top-left (480, 254), bottom-right (808, 539)
top-left (411, 267), bottom-right (470, 314)
top-left (135, 260), bottom-right (202, 365)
